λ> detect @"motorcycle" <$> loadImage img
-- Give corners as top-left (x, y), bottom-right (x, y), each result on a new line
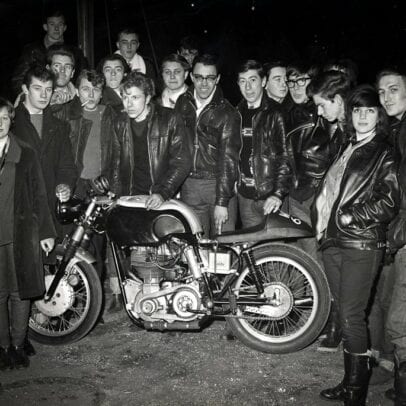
top-left (29, 178), bottom-right (331, 354)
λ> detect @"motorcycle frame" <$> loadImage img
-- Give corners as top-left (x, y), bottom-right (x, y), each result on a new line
top-left (107, 234), bottom-right (276, 323)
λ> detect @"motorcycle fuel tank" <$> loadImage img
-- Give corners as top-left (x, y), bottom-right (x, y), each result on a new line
top-left (106, 196), bottom-right (203, 246)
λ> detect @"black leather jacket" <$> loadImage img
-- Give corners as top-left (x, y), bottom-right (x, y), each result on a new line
top-left (175, 87), bottom-right (242, 207)
top-left (313, 135), bottom-right (399, 250)
top-left (113, 103), bottom-right (191, 199)
top-left (286, 101), bottom-right (345, 202)
top-left (237, 94), bottom-right (291, 200)
top-left (52, 96), bottom-right (120, 196)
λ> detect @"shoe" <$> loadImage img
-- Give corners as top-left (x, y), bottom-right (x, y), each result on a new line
top-left (10, 346), bottom-right (29, 369)
top-left (320, 381), bottom-right (345, 401)
top-left (369, 365), bottom-right (393, 385)
top-left (318, 334), bottom-right (342, 352)
top-left (219, 332), bottom-right (235, 341)
top-left (24, 338), bottom-right (36, 356)
top-left (0, 347), bottom-right (13, 370)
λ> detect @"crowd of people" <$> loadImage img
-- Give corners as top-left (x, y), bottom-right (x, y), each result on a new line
top-left (1, 7), bottom-right (406, 406)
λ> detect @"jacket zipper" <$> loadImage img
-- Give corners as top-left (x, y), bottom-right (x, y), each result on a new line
top-left (286, 122), bottom-right (315, 139)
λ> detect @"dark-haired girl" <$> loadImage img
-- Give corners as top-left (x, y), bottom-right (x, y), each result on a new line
top-left (313, 85), bottom-right (399, 405)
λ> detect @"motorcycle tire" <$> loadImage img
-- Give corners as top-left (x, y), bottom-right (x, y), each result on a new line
top-left (226, 243), bottom-right (330, 354)
top-left (29, 261), bottom-right (103, 345)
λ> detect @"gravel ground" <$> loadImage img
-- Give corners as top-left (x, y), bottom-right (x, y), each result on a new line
top-left (0, 311), bottom-right (394, 406)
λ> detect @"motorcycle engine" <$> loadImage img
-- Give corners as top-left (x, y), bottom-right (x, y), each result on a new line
top-left (123, 245), bottom-right (202, 323)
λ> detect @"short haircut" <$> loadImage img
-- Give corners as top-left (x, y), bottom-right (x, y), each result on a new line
top-left (192, 54), bottom-right (219, 73)
top-left (121, 71), bottom-right (155, 97)
top-left (46, 45), bottom-right (75, 67)
top-left (264, 60), bottom-right (287, 79)
top-left (287, 61), bottom-right (318, 79)
top-left (237, 59), bottom-right (265, 79)
top-left (306, 70), bottom-right (352, 101)
top-left (0, 97), bottom-right (15, 120)
top-left (96, 53), bottom-right (131, 75)
top-left (23, 64), bottom-right (56, 87)
top-left (43, 8), bottom-right (66, 24)
top-left (160, 53), bottom-right (190, 72)
top-left (376, 66), bottom-right (406, 88)
top-left (324, 58), bottom-right (359, 87)
top-left (178, 35), bottom-right (200, 52)
top-left (117, 28), bottom-right (139, 42)
top-left (346, 84), bottom-right (388, 139)
top-left (76, 69), bottom-right (105, 89)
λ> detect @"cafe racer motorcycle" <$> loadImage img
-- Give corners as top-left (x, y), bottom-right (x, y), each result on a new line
top-left (28, 178), bottom-right (331, 354)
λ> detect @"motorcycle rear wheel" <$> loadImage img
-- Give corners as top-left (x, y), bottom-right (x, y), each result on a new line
top-left (227, 243), bottom-right (330, 354)
top-left (29, 261), bottom-right (102, 345)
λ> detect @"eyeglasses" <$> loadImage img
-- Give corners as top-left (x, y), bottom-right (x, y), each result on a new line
top-left (192, 74), bottom-right (217, 84)
top-left (52, 63), bottom-right (74, 72)
top-left (286, 77), bottom-right (311, 88)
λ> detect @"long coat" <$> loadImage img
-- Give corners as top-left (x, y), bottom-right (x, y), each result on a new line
top-left (12, 103), bottom-right (78, 238)
top-left (10, 134), bottom-right (56, 299)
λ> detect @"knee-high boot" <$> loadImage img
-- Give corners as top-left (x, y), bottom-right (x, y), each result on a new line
top-left (344, 352), bottom-right (371, 406)
top-left (320, 351), bottom-right (371, 405)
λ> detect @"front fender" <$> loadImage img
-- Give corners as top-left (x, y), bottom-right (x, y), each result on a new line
top-left (68, 247), bottom-right (96, 266)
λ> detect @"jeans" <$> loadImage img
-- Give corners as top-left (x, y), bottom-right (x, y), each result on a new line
top-left (237, 194), bottom-right (266, 228)
top-left (322, 246), bottom-right (383, 353)
top-left (0, 243), bottom-right (31, 348)
top-left (368, 262), bottom-right (395, 362)
top-left (387, 248), bottom-right (406, 362)
top-left (181, 178), bottom-right (237, 237)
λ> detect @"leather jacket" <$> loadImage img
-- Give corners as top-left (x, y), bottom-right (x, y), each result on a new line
top-left (313, 134), bottom-right (399, 250)
top-left (113, 102), bottom-right (191, 199)
top-left (286, 101), bottom-right (346, 201)
top-left (237, 94), bottom-right (291, 200)
top-left (52, 96), bottom-right (120, 195)
top-left (175, 87), bottom-right (242, 207)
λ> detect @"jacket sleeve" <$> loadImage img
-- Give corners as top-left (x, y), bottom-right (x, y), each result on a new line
top-left (269, 111), bottom-right (291, 199)
top-left (215, 108), bottom-right (242, 207)
top-left (31, 149), bottom-right (57, 240)
top-left (151, 112), bottom-right (191, 200)
top-left (341, 151), bottom-right (400, 227)
top-left (56, 121), bottom-right (78, 190)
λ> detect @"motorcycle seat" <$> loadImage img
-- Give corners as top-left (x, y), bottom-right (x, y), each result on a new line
top-left (215, 211), bottom-right (313, 244)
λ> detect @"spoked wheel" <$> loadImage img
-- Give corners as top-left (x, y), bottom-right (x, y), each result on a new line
top-left (29, 261), bottom-right (102, 345)
top-left (226, 243), bottom-right (330, 353)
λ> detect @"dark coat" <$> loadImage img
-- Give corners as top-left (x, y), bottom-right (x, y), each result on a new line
top-left (286, 101), bottom-right (344, 202)
top-left (52, 96), bottom-right (120, 195)
top-left (12, 103), bottom-right (78, 237)
top-left (237, 94), bottom-right (291, 200)
top-left (113, 102), bottom-right (191, 199)
top-left (312, 135), bottom-right (399, 250)
top-left (9, 134), bottom-right (56, 299)
top-left (175, 87), bottom-right (242, 206)
top-left (100, 87), bottom-right (124, 115)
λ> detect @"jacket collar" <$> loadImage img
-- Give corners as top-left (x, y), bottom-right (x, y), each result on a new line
top-left (185, 85), bottom-right (225, 108)
top-left (237, 92), bottom-right (271, 112)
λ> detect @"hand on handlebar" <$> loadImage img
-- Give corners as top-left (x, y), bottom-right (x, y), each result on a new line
top-left (55, 184), bottom-right (72, 203)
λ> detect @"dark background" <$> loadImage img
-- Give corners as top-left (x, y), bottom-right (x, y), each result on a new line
top-left (0, 0), bottom-right (405, 104)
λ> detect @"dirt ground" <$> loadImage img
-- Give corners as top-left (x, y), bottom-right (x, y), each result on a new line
top-left (0, 310), bottom-right (395, 406)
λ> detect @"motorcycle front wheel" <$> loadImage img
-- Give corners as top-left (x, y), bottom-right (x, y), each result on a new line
top-left (29, 261), bottom-right (102, 345)
top-left (226, 243), bottom-right (330, 354)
